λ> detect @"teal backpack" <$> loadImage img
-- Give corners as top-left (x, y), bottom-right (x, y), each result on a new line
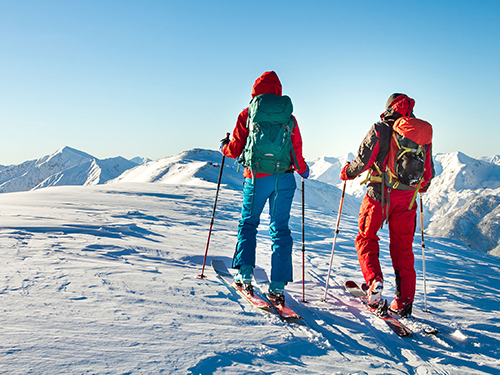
top-left (241, 93), bottom-right (298, 178)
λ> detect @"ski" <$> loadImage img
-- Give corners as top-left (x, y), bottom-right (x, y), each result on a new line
top-left (253, 268), bottom-right (303, 320)
top-left (359, 283), bottom-right (440, 335)
top-left (345, 280), bottom-right (413, 337)
top-left (398, 316), bottom-right (440, 335)
top-left (211, 260), bottom-right (272, 310)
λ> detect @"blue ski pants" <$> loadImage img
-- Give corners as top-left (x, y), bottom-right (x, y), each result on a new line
top-left (232, 173), bottom-right (296, 282)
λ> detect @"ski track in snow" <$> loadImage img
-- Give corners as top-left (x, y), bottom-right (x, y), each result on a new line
top-left (0, 182), bottom-right (499, 374)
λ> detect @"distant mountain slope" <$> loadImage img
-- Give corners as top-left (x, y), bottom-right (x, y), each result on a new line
top-left (0, 147), bottom-right (137, 193)
top-left (308, 153), bottom-right (367, 198)
top-left (424, 152), bottom-right (500, 256)
top-left (110, 148), bottom-right (246, 189)
top-left (305, 150), bottom-right (500, 257)
top-left (130, 156), bottom-right (152, 165)
top-left (110, 148), bottom-right (361, 217)
top-left (3, 146), bottom-right (500, 256)
top-left (481, 155), bottom-right (500, 165)
top-left (427, 192), bottom-right (500, 257)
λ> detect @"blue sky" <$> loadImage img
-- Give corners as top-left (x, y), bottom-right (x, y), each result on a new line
top-left (1, 0), bottom-right (499, 165)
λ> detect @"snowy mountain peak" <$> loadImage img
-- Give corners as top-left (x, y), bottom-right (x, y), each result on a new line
top-left (130, 156), bottom-right (152, 165)
top-left (0, 147), bottom-right (137, 194)
top-left (3, 146), bottom-right (500, 257)
top-left (308, 152), bottom-right (365, 198)
top-left (481, 154), bottom-right (500, 165)
top-left (53, 146), bottom-right (94, 159)
top-left (111, 148), bottom-right (245, 188)
top-left (431, 152), bottom-right (500, 193)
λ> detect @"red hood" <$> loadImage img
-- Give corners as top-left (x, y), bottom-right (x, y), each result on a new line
top-left (380, 93), bottom-right (415, 120)
top-left (390, 94), bottom-right (415, 117)
top-left (251, 71), bottom-right (282, 97)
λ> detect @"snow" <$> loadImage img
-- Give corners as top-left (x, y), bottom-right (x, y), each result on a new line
top-left (1, 156), bottom-right (499, 373)
top-left (130, 156), bottom-right (152, 165)
top-left (424, 152), bottom-right (500, 255)
top-left (0, 146), bottom-right (138, 193)
top-left (308, 153), bottom-right (367, 199)
top-left (4, 145), bottom-right (500, 256)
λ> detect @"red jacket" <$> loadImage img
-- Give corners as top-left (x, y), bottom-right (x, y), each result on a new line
top-left (222, 71), bottom-right (308, 178)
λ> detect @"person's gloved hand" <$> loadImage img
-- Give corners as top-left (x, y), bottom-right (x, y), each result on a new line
top-left (340, 162), bottom-right (354, 181)
top-left (219, 134), bottom-right (230, 154)
top-left (299, 165), bottom-right (310, 179)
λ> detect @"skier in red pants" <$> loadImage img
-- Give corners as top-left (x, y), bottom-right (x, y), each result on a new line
top-left (340, 93), bottom-right (434, 317)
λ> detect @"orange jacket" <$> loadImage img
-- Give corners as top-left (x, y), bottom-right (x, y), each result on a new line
top-left (222, 71), bottom-right (307, 178)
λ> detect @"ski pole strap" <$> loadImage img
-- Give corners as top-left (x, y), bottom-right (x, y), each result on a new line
top-left (288, 119), bottom-right (300, 170)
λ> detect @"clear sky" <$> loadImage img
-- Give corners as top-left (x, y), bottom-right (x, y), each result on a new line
top-left (1, 0), bottom-right (499, 165)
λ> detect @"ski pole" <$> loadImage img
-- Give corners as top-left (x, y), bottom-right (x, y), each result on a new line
top-left (301, 178), bottom-right (308, 303)
top-left (323, 180), bottom-right (347, 302)
top-left (198, 133), bottom-right (230, 279)
top-left (420, 193), bottom-right (430, 312)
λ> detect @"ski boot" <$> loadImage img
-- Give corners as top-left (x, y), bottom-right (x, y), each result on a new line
top-left (269, 281), bottom-right (286, 306)
top-left (367, 278), bottom-right (383, 307)
top-left (389, 299), bottom-right (413, 318)
top-left (234, 265), bottom-right (255, 295)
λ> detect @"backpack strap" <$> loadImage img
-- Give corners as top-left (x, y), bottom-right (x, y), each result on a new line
top-left (408, 180), bottom-right (422, 210)
top-left (360, 162), bottom-right (383, 185)
top-left (393, 133), bottom-right (425, 161)
top-left (272, 118), bottom-right (297, 215)
top-left (287, 117), bottom-right (299, 170)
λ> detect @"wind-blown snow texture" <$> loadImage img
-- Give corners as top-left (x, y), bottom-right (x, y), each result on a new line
top-left (0, 148), bottom-right (499, 374)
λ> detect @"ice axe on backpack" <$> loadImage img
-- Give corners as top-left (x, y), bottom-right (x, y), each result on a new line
top-left (198, 132), bottom-right (230, 279)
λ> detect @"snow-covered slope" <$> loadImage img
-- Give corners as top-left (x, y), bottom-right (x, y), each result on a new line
top-left (0, 182), bottom-right (498, 374)
top-left (110, 148), bottom-right (500, 256)
top-left (111, 148), bottom-right (245, 189)
top-left (0, 146), bottom-right (137, 193)
top-left (424, 152), bottom-right (500, 256)
top-left (110, 148), bottom-right (361, 217)
top-left (426, 193), bottom-right (500, 257)
top-left (130, 156), bottom-right (152, 165)
top-left (3, 146), bottom-right (500, 256)
top-left (306, 150), bottom-right (500, 256)
top-left (481, 155), bottom-right (500, 165)
top-left (308, 153), bottom-right (367, 198)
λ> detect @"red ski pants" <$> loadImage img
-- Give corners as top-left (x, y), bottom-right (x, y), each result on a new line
top-left (355, 189), bottom-right (417, 304)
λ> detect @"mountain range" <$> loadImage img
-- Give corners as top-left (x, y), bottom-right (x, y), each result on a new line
top-left (1, 146), bottom-right (499, 257)
top-left (0, 146), bottom-right (146, 194)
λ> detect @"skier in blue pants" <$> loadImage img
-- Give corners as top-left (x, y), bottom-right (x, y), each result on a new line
top-left (234, 173), bottom-right (296, 283)
top-left (220, 71), bottom-right (309, 301)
